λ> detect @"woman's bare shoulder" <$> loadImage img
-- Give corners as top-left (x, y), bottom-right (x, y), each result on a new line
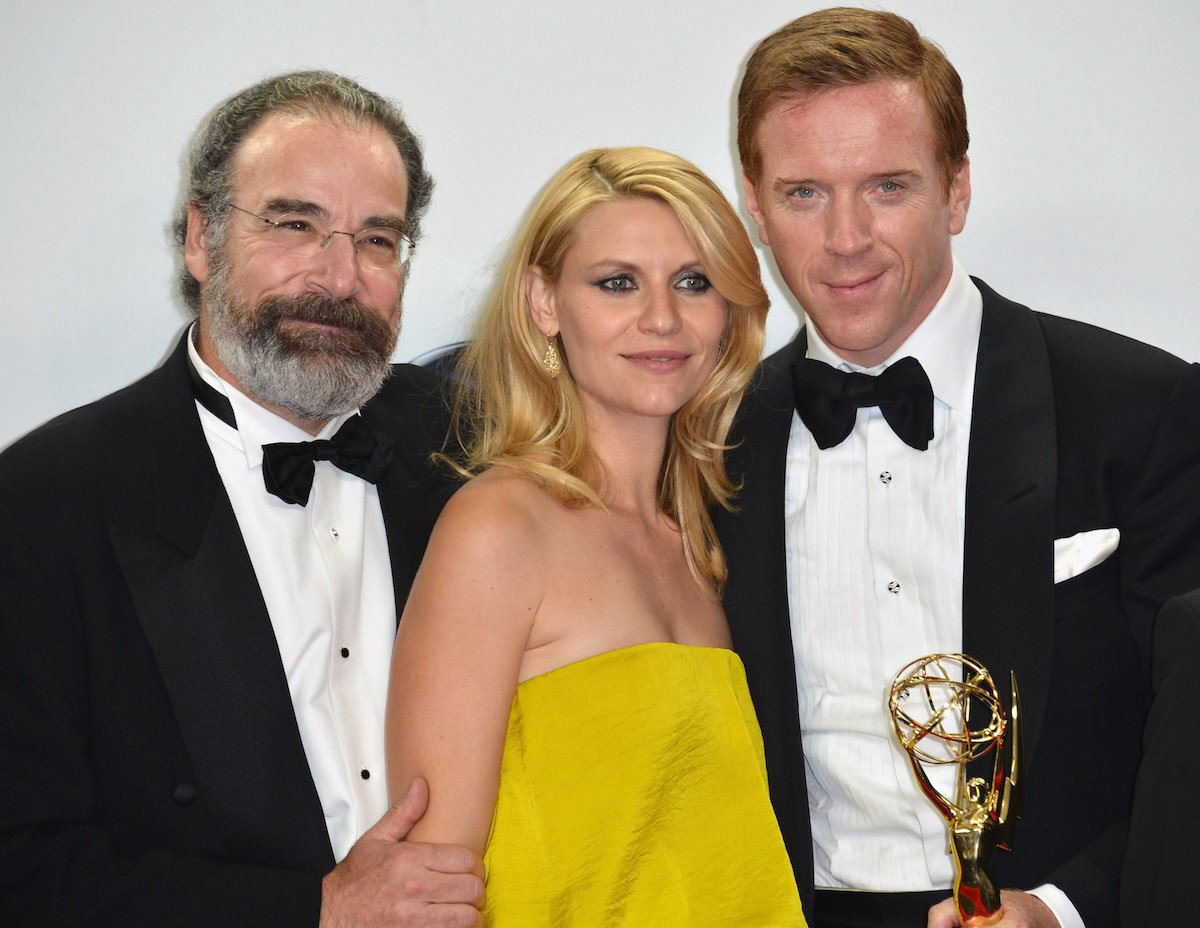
top-left (432, 466), bottom-right (561, 553)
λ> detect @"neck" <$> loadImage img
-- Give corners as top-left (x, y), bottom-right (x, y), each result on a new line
top-left (586, 409), bottom-right (671, 521)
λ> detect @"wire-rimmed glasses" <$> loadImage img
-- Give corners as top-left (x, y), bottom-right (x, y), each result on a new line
top-left (228, 204), bottom-right (414, 269)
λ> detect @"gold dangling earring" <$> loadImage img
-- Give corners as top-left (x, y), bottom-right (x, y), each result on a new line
top-left (542, 339), bottom-right (563, 378)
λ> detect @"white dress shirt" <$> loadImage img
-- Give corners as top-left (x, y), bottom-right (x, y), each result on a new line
top-left (188, 332), bottom-right (395, 861)
top-left (787, 258), bottom-right (980, 890)
top-left (785, 261), bottom-right (1084, 928)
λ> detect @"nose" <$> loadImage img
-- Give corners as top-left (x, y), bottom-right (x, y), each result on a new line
top-left (824, 194), bottom-right (873, 257)
top-left (637, 286), bottom-right (683, 336)
top-left (308, 230), bottom-right (362, 300)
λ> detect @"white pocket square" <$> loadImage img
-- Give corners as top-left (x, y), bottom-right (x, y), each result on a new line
top-left (1053, 528), bottom-right (1120, 584)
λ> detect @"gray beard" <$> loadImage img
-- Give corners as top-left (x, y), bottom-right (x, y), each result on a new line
top-left (204, 267), bottom-right (400, 423)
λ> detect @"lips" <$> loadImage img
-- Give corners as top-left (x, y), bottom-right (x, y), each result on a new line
top-left (622, 350), bottom-right (690, 372)
top-left (824, 270), bottom-right (885, 295)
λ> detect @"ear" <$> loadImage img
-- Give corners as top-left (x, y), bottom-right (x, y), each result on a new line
top-left (742, 173), bottom-right (771, 246)
top-left (525, 266), bottom-right (559, 337)
top-left (183, 201), bottom-right (212, 286)
top-left (947, 157), bottom-right (971, 236)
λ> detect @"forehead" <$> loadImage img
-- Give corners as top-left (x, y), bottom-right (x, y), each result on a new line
top-left (756, 79), bottom-right (937, 177)
top-left (230, 111), bottom-right (408, 217)
top-left (567, 197), bottom-right (693, 258)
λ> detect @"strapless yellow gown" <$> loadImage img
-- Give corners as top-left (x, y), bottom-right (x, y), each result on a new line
top-left (483, 642), bottom-right (806, 926)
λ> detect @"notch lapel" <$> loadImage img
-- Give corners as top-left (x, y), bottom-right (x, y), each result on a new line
top-left (112, 337), bottom-right (333, 871)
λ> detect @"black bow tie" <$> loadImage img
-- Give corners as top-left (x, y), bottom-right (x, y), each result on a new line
top-left (186, 350), bottom-right (392, 505)
top-left (261, 416), bottom-right (394, 506)
top-left (791, 355), bottom-right (934, 451)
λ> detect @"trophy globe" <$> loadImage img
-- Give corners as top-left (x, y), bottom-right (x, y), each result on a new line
top-left (889, 653), bottom-right (1006, 770)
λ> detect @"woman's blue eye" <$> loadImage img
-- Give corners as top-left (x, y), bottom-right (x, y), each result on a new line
top-left (677, 273), bottom-right (712, 293)
top-left (598, 275), bottom-right (636, 293)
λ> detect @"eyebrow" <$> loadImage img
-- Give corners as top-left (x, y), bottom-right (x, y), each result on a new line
top-left (771, 169), bottom-right (923, 188)
top-left (360, 215), bottom-right (408, 235)
top-left (872, 169), bottom-right (922, 182)
top-left (261, 197), bottom-right (327, 217)
top-left (585, 259), bottom-right (707, 275)
top-left (260, 198), bottom-right (407, 233)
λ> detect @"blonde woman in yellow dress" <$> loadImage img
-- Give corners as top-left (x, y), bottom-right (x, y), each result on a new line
top-left (385, 147), bottom-right (805, 926)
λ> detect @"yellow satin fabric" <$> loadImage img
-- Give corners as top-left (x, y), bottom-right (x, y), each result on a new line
top-left (483, 642), bottom-right (806, 926)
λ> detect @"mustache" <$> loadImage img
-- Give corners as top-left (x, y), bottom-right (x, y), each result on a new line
top-left (256, 293), bottom-right (391, 336)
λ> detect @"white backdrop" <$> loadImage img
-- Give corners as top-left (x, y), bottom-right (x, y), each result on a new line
top-left (2, 0), bottom-right (1197, 449)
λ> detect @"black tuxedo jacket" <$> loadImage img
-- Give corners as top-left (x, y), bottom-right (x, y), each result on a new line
top-left (715, 280), bottom-right (1200, 927)
top-left (1120, 587), bottom-right (1200, 928)
top-left (0, 334), bottom-right (456, 927)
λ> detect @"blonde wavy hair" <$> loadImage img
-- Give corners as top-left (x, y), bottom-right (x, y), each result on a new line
top-left (450, 147), bottom-right (768, 598)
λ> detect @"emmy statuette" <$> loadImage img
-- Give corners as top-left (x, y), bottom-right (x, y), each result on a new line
top-left (888, 654), bottom-right (1023, 927)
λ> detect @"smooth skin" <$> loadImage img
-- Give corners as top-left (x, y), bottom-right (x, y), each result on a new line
top-left (385, 197), bottom-right (732, 857)
top-left (184, 112), bottom-right (484, 926)
top-left (744, 79), bottom-right (970, 369)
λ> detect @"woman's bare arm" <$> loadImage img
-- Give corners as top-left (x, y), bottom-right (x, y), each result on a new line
top-left (384, 473), bottom-right (545, 856)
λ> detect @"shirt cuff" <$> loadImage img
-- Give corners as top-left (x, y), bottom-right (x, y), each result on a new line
top-left (1027, 883), bottom-right (1084, 928)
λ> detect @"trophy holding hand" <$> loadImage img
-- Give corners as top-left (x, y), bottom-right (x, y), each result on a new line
top-left (888, 654), bottom-right (1023, 927)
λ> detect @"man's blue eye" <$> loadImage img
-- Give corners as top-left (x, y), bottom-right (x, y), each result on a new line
top-left (880, 180), bottom-right (901, 193)
top-left (793, 186), bottom-right (815, 199)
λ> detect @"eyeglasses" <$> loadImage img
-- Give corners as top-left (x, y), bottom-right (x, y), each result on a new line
top-left (228, 204), bottom-right (414, 269)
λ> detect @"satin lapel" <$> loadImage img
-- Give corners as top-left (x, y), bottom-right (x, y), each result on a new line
top-left (361, 371), bottom-right (457, 620)
top-left (112, 336), bottom-right (334, 871)
top-left (719, 333), bottom-right (815, 898)
top-left (962, 283), bottom-right (1056, 767)
top-left (723, 334), bottom-right (806, 651)
top-left (374, 463), bottom-right (444, 620)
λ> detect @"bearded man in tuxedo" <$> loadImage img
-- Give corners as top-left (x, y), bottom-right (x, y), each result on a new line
top-left (0, 71), bottom-right (483, 927)
top-left (716, 9), bottom-right (1200, 928)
